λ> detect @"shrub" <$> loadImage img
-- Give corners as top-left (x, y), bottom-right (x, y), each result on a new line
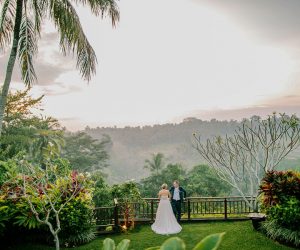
top-left (0, 158), bottom-right (96, 248)
top-left (0, 196), bottom-right (9, 235)
top-left (59, 197), bottom-right (95, 246)
top-left (259, 170), bottom-right (300, 247)
top-left (259, 170), bottom-right (300, 229)
top-left (267, 197), bottom-right (300, 230)
top-left (260, 170), bottom-right (300, 208)
top-left (92, 172), bottom-right (112, 207)
top-left (111, 181), bottom-right (142, 230)
top-left (0, 160), bottom-right (43, 233)
top-left (0, 172), bottom-right (46, 244)
top-left (261, 220), bottom-right (300, 247)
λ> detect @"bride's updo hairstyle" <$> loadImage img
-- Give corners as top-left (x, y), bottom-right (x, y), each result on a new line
top-left (161, 183), bottom-right (168, 189)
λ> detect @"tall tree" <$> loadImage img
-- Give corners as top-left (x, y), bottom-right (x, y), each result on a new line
top-left (144, 153), bottom-right (165, 175)
top-left (186, 165), bottom-right (231, 197)
top-left (62, 132), bottom-right (111, 172)
top-left (140, 164), bottom-right (231, 198)
top-left (0, 0), bottom-right (120, 135)
top-left (194, 113), bottom-right (300, 210)
top-left (0, 89), bottom-right (47, 158)
top-left (0, 88), bottom-right (65, 164)
top-left (140, 163), bottom-right (186, 197)
top-left (30, 121), bottom-right (65, 164)
top-left (4, 87), bottom-right (43, 120)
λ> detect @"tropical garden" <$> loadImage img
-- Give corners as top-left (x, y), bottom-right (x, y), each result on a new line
top-left (1, 1), bottom-right (300, 250)
top-left (1, 91), bottom-right (299, 250)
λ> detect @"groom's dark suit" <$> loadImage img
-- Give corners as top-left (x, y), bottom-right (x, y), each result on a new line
top-left (169, 186), bottom-right (186, 222)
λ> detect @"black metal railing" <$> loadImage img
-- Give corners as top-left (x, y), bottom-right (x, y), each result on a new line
top-left (94, 196), bottom-right (256, 233)
top-left (94, 199), bottom-right (119, 233)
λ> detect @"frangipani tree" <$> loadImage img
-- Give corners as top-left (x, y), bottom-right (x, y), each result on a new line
top-left (21, 160), bottom-right (93, 250)
top-left (0, 0), bottom-right (120, 135)
top-left (194, 113), bottom-right (300, 210)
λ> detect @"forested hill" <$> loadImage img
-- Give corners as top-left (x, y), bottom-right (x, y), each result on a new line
top-left (84, 118), bottom-right (300, 183)
top-left (84, 118), bottom-right (240, 183)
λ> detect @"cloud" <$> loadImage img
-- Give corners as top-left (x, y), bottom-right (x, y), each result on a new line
top-left (181, 106), bottom-right (299, 122)
top-left (0, 31), bottom-right (78, 92)
top-left (3, 0), bottom-right (300, 131)
top-left (41, 84), bottom-right (83, 96)
top-left (55, 117), bottom-right (87, 131)
top-left (265, 94), bottom-right (300, 108)
top-left (35, 62), bottom-right (69, 86)
top-left (177, 66), bottom-right (300, 121)
top-left (181, 93), bottom-right (300, 122)
top-left (40, 32), bottom-right (58, 46)
top-left (59, 117), bottom-right (80, 121)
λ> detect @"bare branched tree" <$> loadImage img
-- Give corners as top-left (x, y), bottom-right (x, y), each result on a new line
top-left (21, 162), bottom-right (80, 250)
top-left (194, 113), bottom-right (300, 210)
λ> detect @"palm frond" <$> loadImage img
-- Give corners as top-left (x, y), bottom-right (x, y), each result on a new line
top-left (18, 8), bottom-right (38, 86)
top-left (98, 0), bottom-right (120, 27)
top-left (29, 0), bottom-right (49, 36)
top-left (0, 0), bottom-right (16, 51)
top-left (72, 0), bottom-right (120, 27)
top-left (50, 0), bottom-right (97, 81)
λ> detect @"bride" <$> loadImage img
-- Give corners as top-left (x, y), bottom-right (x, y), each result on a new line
top-left (151, 183), bottom-right (182, 235)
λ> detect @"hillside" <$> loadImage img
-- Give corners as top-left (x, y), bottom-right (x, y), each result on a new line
top-left (84, 118), bottom-right (300, 183)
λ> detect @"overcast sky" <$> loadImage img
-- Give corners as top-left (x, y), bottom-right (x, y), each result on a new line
top-left (1, 0), bottom-right (300, 130)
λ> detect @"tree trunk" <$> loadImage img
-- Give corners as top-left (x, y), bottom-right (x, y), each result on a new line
top-left (0, 0), bottom-right (23, 135)
top-left (54, 233), bottom-right (60, 250)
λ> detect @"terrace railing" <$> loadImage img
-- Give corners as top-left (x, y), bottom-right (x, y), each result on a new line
top-left (94, 196), bottom-right (256, 233)
top-left (94, 199), bottom-right (119, 233)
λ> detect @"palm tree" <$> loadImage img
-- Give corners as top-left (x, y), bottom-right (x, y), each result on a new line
top-left (30, 116), bottom-right (65, 165)
top-left (0, 0), bottom-right (120, 135)
top-left (144, 153), bottom-right (165, 175)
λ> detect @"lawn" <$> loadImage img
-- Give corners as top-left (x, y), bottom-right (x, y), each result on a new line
top-left (7, 221), bottom-right (295, 250)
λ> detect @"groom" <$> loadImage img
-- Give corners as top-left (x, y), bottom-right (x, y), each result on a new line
top-left (169, 180), bottom-right (187, 223)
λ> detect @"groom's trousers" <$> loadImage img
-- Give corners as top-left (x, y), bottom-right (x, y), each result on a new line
top-left (171, 199), bottom-right (182, 222)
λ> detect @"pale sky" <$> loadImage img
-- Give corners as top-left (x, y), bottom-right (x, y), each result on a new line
top-left (1, 0), bottom-right (300, 130)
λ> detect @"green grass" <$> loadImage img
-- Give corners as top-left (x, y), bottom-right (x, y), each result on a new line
top-left (7, 221), bottom-right (295, 250)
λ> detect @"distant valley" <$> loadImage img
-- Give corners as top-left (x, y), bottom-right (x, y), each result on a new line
top-left (84, 118), bottom-right (300, 183)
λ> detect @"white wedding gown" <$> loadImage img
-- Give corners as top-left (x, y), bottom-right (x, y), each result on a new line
top-left (151, 195), bottom-right (182, 235)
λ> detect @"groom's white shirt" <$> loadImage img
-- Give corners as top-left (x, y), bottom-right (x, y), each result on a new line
top-left (173, 187), bottom-right (180, 201)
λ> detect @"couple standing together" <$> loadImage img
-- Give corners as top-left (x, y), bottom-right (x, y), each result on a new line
top-left (151, 180), bottom-right (187, 235)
